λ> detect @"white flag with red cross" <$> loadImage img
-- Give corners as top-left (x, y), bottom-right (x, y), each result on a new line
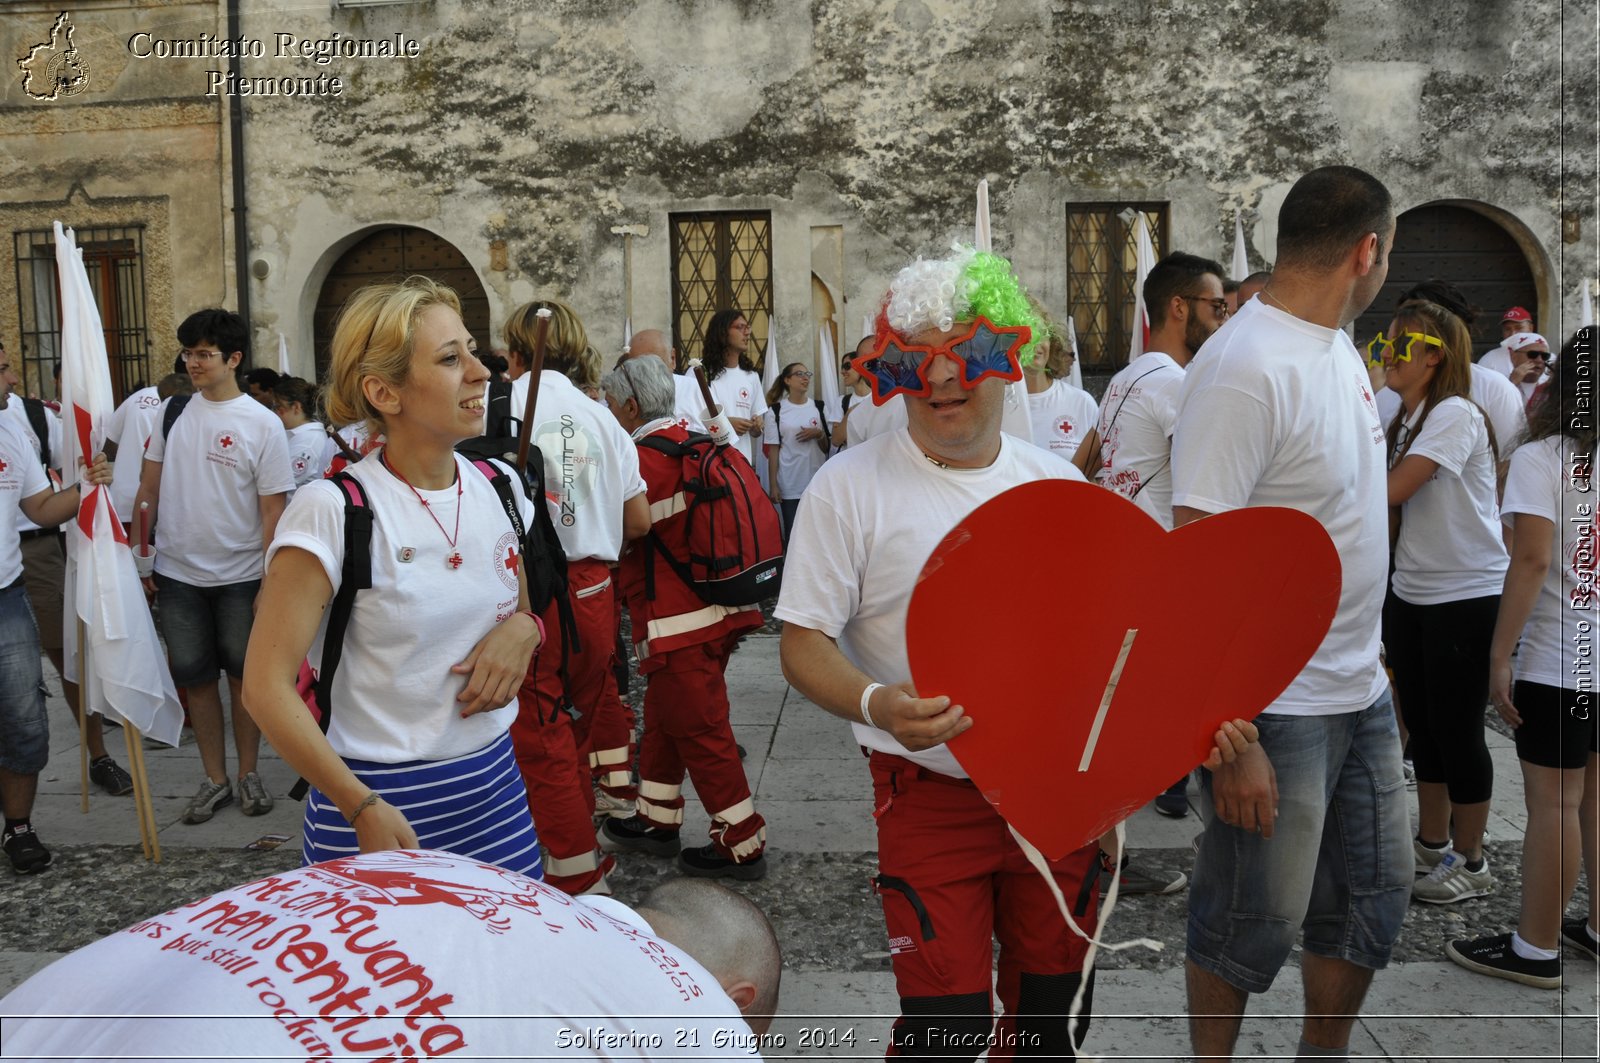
top-left (55, 221), bottom-right (183, 747)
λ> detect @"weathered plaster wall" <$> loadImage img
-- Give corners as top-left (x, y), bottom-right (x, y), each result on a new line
top-left (157, 0), bottom-right (1600, 369)
top-left (2, 1), bottom-right (232, 376)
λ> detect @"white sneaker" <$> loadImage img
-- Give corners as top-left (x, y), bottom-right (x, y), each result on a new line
top-left (1413, 836), bottom-right (1450, 874)
top-left (591, 787), bottom-right (634, 822)
top-left (1413, 850), bottom-right (1494, 904)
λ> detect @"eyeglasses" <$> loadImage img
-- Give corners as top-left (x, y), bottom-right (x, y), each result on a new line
top-left (180, 347), bottom-right (223, 364)
top-left (1522, 349), bottom-right (1552, 361)
top-left (787, 370), bottom-right (812, 379)
top-left (730, 322), bottom-right (753, 333)
top-left (853, 316), bottom-right (1031, 402)
top-left (1367, 330), bottom-right (1444, 366)
top-left (1182, 296), bottom-right (1230, 317)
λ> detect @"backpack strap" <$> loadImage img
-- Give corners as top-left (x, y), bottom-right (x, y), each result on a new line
top-left (814, 398), bottom-right (831, 454)
top-left (21, 398), bottom-right (51, 472)
top-left (473, 457), bottom-right (581, 724)
top-left (471, 458), bottom-right (527, 543)
top-left (161, 394), bottom-right (192, 441)
top-left (289, 470), bottom-right (372, 801)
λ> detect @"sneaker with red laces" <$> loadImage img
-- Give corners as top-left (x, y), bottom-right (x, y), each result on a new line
top-left (3, 823), bottom-right (52, 875)
top-left (676, 843), bottom-right (767, 881)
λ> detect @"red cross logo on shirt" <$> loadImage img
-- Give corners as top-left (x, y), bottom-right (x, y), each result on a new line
top-left (504, 546), bottom-right (520, 575)
top-left (0, 457), bottom-right (8, 473)
top-left (219, 435), bottom-right (235, 449)
top-left (1056, 418), bottom-right (1075, 437)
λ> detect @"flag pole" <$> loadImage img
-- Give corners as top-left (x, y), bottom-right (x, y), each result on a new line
top-left (77, 616), bottom-right (89, 814)
top-left (124, 721), bottom-right (160, 862)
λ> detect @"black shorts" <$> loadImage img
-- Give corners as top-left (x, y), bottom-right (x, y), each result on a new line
top-left (1512, 680), bottom-right (1599, 770)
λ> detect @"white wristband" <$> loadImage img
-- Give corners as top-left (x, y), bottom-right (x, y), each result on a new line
top-left (859, 682), bottom-right (884, 728)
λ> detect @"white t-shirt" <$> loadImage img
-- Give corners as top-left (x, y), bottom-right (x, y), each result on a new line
top-left (1376, 372), bottom-right (1522, 458)
top-left (707, 366), bottom-right (764, 470)
top-left (1478, 345), bottom-right (1512, 377)
top-left (1469, 362), bottom-right (1528, 459)
top-left (268, 452), bottom-right (532, 763)
top-left (845, 393), bottom-right (909, 448)
top-left (673, 373), bottom-right (707, 431)
top-left (0, 400), bottom-right (63, 533)
top-left (106, 386), bottom-right (163, 519)
top-left (762, 396), bottom-right (829, 499)
top-left (1481, 345), bottom-right (1552, 403)
top-left (510, 371), bottom-right (647, 563)
top-left (285, 421), bottom-right (335, 491)
top-left (1094, 352), bottom-right (1184, 530)
top-left (1171, 298), bottom-right (1389, 717)
top-left (1027, 378), bottom-right (1100, 460)
top-left (775, 428), bottom-right (1085, 776)
top-left (145, 393), bottom-right (295, 586)
top-left (1390, 397), bottom-right (1508, 605)
top-left (0, 850), bottom-right (758, 1063)
top-left (0, 415), bottom-right (51, 588)
top-left (1501, 437), bottom-right (1599, 689)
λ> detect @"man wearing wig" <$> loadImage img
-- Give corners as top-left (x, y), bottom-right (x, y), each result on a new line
top-left (776, 246), bottom-right (1102, 1057)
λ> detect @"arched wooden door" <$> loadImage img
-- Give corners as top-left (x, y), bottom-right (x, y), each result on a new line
top-left (313, 228), bottom-right (491, 380)
top-left (1356, 203), bottom-right (1538, 360)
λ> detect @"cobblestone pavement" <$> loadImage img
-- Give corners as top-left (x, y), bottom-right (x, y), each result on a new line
top-left (1, 626), bottom-right (1596, 1060)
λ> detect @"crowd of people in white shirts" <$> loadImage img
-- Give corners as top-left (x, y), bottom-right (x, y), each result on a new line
top-left (1, 180), bottom-right (1594, 1061)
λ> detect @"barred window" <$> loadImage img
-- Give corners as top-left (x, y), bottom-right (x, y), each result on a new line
top-left (13, 225), bottom-right (151, 404)
top-left (669, 212), bottom-right (773, 365)
top-left (1065, 203), bottom-right (1169, 370)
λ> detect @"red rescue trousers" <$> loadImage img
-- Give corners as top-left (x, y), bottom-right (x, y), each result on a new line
top-left (636, 632), bottom-right (765, 863)
top-left (870, 752), bottom-right (1099, 1059)
top-left (512, 557), bottom-right (621, 894)
top-left (587, 581), bottom-right (637, 810)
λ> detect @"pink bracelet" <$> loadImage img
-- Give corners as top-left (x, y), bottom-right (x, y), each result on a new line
top-left (518, 609), bottom-right (546, 644)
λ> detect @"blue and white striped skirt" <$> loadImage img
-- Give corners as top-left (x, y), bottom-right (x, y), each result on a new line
top-left (303, 730), bottom-right (543, 877)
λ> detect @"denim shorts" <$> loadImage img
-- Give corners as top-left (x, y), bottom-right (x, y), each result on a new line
top-left (1187, 695), bottom-right (1412, 993)
top-left (154, 574), bottom-right (259, 686)
top-left (0, 580), bottom-right (50, 774)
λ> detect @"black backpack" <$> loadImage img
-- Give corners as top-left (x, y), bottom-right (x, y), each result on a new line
top-left (453, 380), bottom-right (519, 464)
top-left (771, 398), bottom-right (831, 455)
top-left (287, 455), bottom-right (572, 801)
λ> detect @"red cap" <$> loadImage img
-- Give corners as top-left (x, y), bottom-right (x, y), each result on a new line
top-left (1501, 306), bottom-right (1532, 323)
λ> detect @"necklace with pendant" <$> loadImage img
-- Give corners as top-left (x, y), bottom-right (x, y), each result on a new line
top-left (382, 451), bottom-right (464, 570)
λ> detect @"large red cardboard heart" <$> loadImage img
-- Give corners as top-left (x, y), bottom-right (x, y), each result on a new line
top-left (906, 480), bottom-right (1341, 860)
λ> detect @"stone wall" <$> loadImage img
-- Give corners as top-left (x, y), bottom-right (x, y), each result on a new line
top-left (3, 1), bottom-right (232, 389)
top-left (11, 1), bottom-right (1593, 383)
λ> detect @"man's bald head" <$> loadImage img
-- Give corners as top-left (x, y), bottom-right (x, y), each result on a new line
top-left (628, 329), bottom-right (676, 371)
top-left (637, 878), bottom-right (781, 1034)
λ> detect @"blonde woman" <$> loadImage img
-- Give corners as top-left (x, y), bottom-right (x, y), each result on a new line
top-left (242, 276), bottom-right (544, 872)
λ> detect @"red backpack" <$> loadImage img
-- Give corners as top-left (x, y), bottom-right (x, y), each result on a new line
top-left (637, 433), bottom-right (783, 605)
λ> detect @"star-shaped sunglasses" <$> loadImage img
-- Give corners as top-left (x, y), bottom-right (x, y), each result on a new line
top-left (1367, 329), bottom-right (1444, 367)
top-left (851, 316), bottom-right (1032, 403)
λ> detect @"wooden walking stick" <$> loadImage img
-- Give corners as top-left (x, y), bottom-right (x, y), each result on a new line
top-left (327, 425), bottom-right (362, 463)
top-left (514, 308), bottom-right (554, 473)
top-left (693, 365), bottom-right (738, 448)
